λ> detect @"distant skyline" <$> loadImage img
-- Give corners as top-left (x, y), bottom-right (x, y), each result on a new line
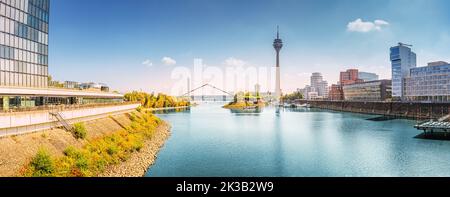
top-left (50, 0), bottom-right (450, 94)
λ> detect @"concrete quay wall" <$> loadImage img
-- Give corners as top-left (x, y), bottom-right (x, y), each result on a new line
top-left (303, 101), bottom-right (450, 120)
top-left (0, 104), bottom-right (140, 137)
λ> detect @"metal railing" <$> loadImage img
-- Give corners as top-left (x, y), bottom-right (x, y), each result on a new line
top-left (0, 102), bottom-right (141, 114)
top-left (49, 112), bottom-right (74, 132)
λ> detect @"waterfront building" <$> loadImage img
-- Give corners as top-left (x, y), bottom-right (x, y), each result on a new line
top-left (64, 81), bottom-right (80, 89)
top-left (359, 72), bottom-right (379, 82)
top-left (307, 92), bottom-right (319, 100)
top-left (310, 72), bottom-right (329, 98)
top-left (427, 61), bottom-right (448, 67)
top-left (339, 69), bottom-right (361, 85)
top-left (404, 61), bottom-right (450, 102)
top-left (343, 80), bottom-right (392, 101)
top-left (390, 43), bottom-right (417, 100)
top-left (318, 80), bottom-right (329, 98)
top-left (329, 84), bottom-right (343, 101)
top-left (300, 85), bottom-right (318, 100)
top-left (0, 0), bottom-right (123, 111)
top-left (328, 68), bottom-right (365, 101)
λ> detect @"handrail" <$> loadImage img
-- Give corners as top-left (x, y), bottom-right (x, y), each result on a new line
top-left (50, 112), bottom-right (73, 131)
top-left (0, 102), bottom-right (140, 114)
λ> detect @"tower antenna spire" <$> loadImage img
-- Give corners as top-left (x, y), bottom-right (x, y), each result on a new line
top-left (277, 25), bottom-right (279, 39)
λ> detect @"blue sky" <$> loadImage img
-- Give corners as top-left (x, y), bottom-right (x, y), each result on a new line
top-left (49, 0), bottom-right (450, 94)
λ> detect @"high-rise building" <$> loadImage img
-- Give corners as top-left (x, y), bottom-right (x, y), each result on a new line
top-left (0, 0), bottom-right (124, 111)
top-left (310, 72), bottom-right (323, 89)
top-left (359, 72), bottom-right (379, 82)
top-left (310, 72), bottom-right (328, 98)
top-left (390, 43), bottom-right (416, 100)
top-left (318, 80), bottom-right (328, 98)
top-left (340, 69), bottom-right (359, 85)
top-left (273, 26), bottom-right (283, 102)
top-left (0, 0), bottom-right (50, 88)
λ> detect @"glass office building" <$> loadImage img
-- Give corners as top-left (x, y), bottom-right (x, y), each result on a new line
top-left (404, 62), bottom-right (450, 102)
top-left (343, 80), bottom-right (392, 102)
top-left (0, 0), bottom-right (49, 88)
top-left (359, 72), bottom-right (379, 82)
top-left (0, 0), bottom-right (124, 111)
top-left (390, 43), bottom-right (416, 100)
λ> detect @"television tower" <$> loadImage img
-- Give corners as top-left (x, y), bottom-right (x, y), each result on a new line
top-left (273, 26), bottom-right (283, 102)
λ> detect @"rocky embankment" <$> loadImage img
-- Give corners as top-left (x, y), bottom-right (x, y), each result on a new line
top-left (0, 111), bottom-right (172, 177)
top-left (100, 122), bottom-right (171, 177)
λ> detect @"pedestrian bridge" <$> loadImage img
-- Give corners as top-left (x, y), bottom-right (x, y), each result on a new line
top-left (179, 84), bottom-right (234, 102)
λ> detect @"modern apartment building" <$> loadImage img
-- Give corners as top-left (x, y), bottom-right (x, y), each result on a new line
top-left (390, 43), bottom-right (416, 100)
top-left (404, 61), bottom-right (450, 102)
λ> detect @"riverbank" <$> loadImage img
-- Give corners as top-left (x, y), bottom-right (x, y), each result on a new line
top-left (0, 110), bottom-right (172, 177)
top-left (0, 113), bottom-right (132, 176)
top-left (302, 100), bottom-right (450, 120)
top-left (100, 122), bottom-right (170, 177)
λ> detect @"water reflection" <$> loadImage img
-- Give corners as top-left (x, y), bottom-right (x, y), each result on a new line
top-left (229, 107), bottom-right (263, 115)
top-left (147, 103), bottom-right (450, 177)
top-left (151, 107), bottom-right (191, 114)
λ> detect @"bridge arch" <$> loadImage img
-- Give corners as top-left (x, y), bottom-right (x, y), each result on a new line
top-left (180, 84), bottom-right (233, 102)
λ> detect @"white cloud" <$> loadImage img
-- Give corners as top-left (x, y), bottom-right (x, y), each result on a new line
top-left (374, 20), bottom-right (389, 26)
top-left (347, 18), bottom-right (389, 32)
top-left (224, 57), bottom-right (246, 66)
top-left (161, 57), bottom-right (177, 66)
top-left (142, 59), bottom-right (153, 67)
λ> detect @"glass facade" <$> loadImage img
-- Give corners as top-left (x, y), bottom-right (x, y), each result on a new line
top-left (343, 80), bottom-right (392, 101)
top-left (390, 43), bottom-right (416, 100)
top-left (358, 72), bottom-right (379, 82)
top-left (404, 63), bottom-right (450, 102)
top-left (0, 0), bottom-right (49, 88)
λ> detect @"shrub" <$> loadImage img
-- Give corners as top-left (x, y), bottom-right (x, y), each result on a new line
top-left (72, 123), bottom-right (87, 139)
top-left (136, 106), bottom-right (143, 112)
top-left (29, 148), bottom-right (54, 177)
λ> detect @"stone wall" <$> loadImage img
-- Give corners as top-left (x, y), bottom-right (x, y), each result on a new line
top-left (305, 101), bottom-right (450, 119)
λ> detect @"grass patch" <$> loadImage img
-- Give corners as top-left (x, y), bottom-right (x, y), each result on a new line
top-left (22, 111), bottom-right (162, 177)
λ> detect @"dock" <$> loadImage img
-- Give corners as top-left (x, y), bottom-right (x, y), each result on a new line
top-left (414, 114), bottom-right (450, 139)
top-left (414, 121), bottom-right (450, 132)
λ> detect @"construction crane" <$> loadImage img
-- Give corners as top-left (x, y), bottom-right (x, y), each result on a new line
top-left (398, 42), bottom-right (413, 47)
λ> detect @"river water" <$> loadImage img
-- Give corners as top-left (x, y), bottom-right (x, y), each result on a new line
top-left (146, 103), bottom-right (450, 177)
